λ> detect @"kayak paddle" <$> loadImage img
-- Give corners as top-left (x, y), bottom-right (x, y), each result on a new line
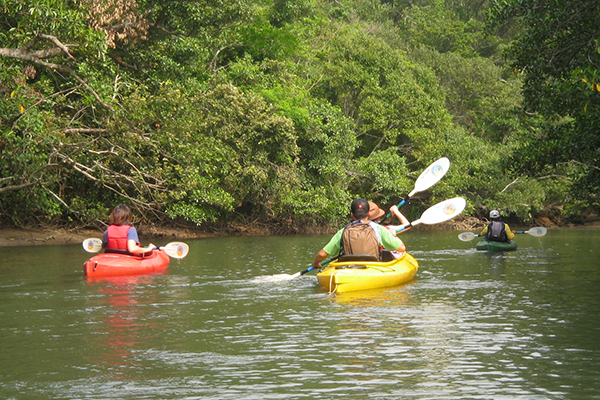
top-left (397, 197), bottom-right (466, 232)
top-left (458, 226), bottom-right (548, 242)
top-left (287, 256), bottom-right (338, 279)
top-left (82, 237), bottom-right (190, 259)
top-left (159, 242), bottom-right (190, 259)
top-left (82, 237), bottom-right (103, 252)
top-left (515, 227), bottom-right (548, 236)
top-left (385, 157), bottom-right (450, 219)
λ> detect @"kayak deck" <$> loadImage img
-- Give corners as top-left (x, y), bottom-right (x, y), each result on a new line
top-left (475, 240), bottom-right (518, 252)
top-left (317, 253), bottom-right (419, 294)
top-left (83, 250), bottom-right (170, 277)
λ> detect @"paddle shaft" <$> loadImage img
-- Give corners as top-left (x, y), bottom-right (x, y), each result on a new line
top-left (292, 256), bottom-right (338, 278)
top-left (384, 199), bottom-right (406, 220)
top-left (458, 227), bottom-right (547, 241)
top-left (515, 228), bottom-right (546, 235)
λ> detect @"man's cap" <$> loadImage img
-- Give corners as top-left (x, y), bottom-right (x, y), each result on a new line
top-left (351, 198), bottom-right (370, 219)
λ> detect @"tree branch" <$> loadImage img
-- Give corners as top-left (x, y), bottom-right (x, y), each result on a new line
top-left (63, 128), bottom-right (108, 134)
top-left (0, 34), bottom-right (114, 111)
top-left (0, 163), bottom-right (57, 193)
top-left (500, 177), bottom-right (520, 193)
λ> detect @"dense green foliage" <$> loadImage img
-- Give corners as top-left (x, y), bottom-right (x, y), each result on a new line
top-left (0, 0), bottom-right (595, 231)
top-left (488, 0), bottom-right (600, 214)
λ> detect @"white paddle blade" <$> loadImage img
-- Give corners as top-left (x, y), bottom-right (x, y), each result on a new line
top-left (160, 242), bottom-right (189, 259)
top-left (458, 232), bottom-right (477, 242)
top-left (408, 157), bottom-right (450, 197)
top-left (419, 197), bottom-right (466, 225)
top-left (82, 238), bottom-right (103, 253)
top-left (527, 227), bottom-right (547, 237)
top-left (400, 197), bottom-right (466, 232)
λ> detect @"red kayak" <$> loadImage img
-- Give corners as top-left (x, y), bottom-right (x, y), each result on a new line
top-left (83, 250), bottom-right (170, 278)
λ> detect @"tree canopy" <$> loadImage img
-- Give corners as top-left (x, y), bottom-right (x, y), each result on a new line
top-left (0, 0), bottom-right (596, 231)
top-left (489, 0), bottom-right (600, 212)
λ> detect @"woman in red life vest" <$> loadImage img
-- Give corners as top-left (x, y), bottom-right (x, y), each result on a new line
top-left (102, 204), bottom-right (156, 255)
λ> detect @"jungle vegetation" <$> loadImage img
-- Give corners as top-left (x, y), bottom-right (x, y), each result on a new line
top-left (1, 0), bottom-right (598, 232)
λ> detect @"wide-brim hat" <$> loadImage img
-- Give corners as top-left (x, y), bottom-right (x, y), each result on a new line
top-left (368, 202), bottom-right (385, 221)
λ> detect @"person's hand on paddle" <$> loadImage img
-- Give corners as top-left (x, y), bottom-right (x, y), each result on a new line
top-left (385, 205), bottom-right (412, 235)
top-left (127, 240), bottom-right (156, 255)
top-left (145, 243), bottom-right (157, 252)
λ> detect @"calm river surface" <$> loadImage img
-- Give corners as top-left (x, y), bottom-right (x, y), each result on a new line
top-left (1, 228), bottom-right (599, 400)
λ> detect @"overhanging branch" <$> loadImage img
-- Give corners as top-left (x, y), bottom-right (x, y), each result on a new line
top-left (0, 34), bottom-right (114, 111)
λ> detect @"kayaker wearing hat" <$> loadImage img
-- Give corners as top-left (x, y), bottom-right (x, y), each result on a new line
top-left (310, 198), bottom-right (406, 268)
top-left (480, 209), bottom-right (515, 243)
top-left (367, 202), bottom-right (412, 235)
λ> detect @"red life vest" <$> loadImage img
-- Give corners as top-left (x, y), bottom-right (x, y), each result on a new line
top-left (106, 224), bottom-right (132, 251)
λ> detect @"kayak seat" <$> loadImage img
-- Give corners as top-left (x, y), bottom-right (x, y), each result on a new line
top-left (337, 254), bottom-right (378, 262)
top-left (335, 264), bottom-right (368, 269)
top-left (380, 250), bottom-right (395, 262)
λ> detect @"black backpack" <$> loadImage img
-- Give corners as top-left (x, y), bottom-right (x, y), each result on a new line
top-left (487, 220), bottom-right (508, 242)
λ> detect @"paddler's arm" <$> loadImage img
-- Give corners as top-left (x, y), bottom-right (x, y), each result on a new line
top-left (505, 224), bottom-right (515, 240)
top-left (311, 229), bottom-right (344, 268)
top-left (311, 249), bottom-right (330, 269)
top-left (389, 205), bottom-right (411, 233)
top-left (379, 226), bottom-right (406, 252)
top-left (126, 226), bottom-right (155, 254)
top-left (127, 239), bottom-right (156, 255)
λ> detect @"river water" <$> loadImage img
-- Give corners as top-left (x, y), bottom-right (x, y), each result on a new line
top-left (0, 228), bottom-right (598, 399)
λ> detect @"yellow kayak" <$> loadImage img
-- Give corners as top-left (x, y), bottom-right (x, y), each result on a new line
top-left (317, 253), bottom-right (419, 294)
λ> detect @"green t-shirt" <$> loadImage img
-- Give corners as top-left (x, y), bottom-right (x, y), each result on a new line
top-left (322, 221), bottom-right (404, 256)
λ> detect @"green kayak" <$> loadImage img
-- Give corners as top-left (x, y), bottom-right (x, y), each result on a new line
top-left (476, 239), bottom-right (518, 252)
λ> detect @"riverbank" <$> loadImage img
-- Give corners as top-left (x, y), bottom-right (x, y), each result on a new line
top-left (0, 222), bottom-right (300, 248)
top-left (0, 226), bottom-right (212, 248)
top-left (1, 214), bottom-right (598, 248)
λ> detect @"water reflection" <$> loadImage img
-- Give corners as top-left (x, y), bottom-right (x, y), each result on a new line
top-left (84, 275), bottom-right (163, 375)
top-left (328, 282), bottom-right (415, 306)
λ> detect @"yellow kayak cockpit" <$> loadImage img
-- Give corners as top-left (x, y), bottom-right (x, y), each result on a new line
top-left (317, 253), bottom-right (419, 294)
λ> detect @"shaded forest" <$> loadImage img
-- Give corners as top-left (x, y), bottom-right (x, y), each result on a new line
top-left (1, 0), bottom-right (599, 233)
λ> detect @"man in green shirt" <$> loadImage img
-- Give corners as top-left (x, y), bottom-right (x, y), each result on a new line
top-left (311, 198), bottom-right (406, 268)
